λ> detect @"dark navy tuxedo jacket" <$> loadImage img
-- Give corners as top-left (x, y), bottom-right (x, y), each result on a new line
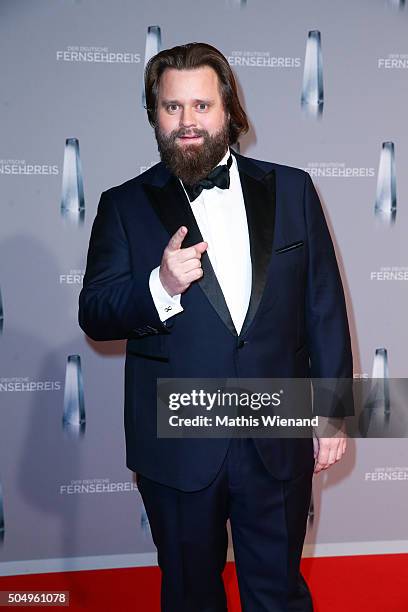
top-left (79, 150), bottom-right (353, 491)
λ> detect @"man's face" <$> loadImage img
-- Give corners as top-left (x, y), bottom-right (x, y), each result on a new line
top-left (154, 66), bottom-right (230, 185)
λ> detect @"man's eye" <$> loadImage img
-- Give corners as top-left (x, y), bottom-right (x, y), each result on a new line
top-left (167, 104), bottom-right (179, 113)
top-left (197, 103), bottom-right (208, 111)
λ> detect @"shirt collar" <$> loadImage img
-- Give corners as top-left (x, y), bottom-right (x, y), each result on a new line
top-left (216, 147), bottom-right (231, 168)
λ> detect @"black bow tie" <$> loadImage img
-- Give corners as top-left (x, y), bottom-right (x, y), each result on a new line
top-left (184, 154), bottom-right (232, 202)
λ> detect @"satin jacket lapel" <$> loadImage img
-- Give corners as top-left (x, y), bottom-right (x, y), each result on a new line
top-left (143, 175), bottom-right (237, 336)
top-left (235, 154), bottom-right (276, 338)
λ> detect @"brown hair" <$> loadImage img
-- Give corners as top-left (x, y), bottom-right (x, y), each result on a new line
top-left (144, 42), bottom-right (249, 145)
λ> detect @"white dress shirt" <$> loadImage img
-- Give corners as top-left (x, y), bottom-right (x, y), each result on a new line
top-left (149, 148), bottom-right (252, 335)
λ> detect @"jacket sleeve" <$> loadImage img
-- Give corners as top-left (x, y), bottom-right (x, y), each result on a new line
top-left (78, 190), bottom-right (169, 341)
top-left (303, 172), bottom-right (354, 417)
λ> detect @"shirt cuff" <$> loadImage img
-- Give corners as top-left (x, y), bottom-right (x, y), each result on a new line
top-left (149, 266), bottom-right (184, 322)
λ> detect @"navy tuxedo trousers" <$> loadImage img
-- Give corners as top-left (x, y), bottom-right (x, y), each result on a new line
top-left (137, 438), bottom-right (314, 612)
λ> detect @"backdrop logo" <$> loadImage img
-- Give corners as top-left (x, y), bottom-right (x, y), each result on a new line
top-left (378, 53), bottom-right (408, 68)
top-left (59, 269), bottom-right (84, 285)
top-left (301, 30), bottom-right (324, 118)
top-left (0, 159), bottom-right (58, 176)
top-left (0, 482), bottom-right (4, 544)
top-left (59, 478), bottom-right (137, 495)
top-left (63, 354), bottom-right (86, 435)
top-left (0, 288), bottom-right (3, 335)
top-left (375, 142), bottom-right (396, 225)
top-left (143, 26), bottom-right (161, 107)
top-left (365, 466), bottom-right (408, 481)
top-left (61, 138), bottom-right (85, 226)
top-left (56, 46), bottom-right (141, 64)
top-left (370, 266), bottom-right (408, 280)
top-left (359, 348), bottom-right (390, 437)
top-left (227, 51), bottom-right (301, 68)
top-left (0, 377), bottom-right (61, 392)
top-left (304, 162), bottom-right (375, 178)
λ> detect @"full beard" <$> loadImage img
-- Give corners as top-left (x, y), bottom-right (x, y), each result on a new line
top-left (155, 120), bottom-right (230, 186)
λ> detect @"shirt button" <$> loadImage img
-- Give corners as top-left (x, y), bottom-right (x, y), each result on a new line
top-left (164, 306), bottom-right (172, 312)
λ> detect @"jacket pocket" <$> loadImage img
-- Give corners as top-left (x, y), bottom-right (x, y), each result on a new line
top-left (275, 240), bottom-right (304, 254)
top-left (127, 334), bottom-right (169, 361)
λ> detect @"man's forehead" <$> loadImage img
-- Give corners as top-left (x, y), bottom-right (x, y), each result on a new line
top-left (158, 66), bottom-right (221, 97)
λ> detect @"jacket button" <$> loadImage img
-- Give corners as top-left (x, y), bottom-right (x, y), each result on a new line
top-left (237, 340), bottom-right (247, 349)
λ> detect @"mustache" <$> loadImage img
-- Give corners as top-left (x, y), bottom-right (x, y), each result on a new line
top-left (173, 128), bottom-right (208, 138)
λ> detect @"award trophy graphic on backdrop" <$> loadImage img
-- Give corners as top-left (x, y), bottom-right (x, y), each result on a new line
top-left (0, 288), bottom-right (3, 335)
top-left (375, 141), bottom-right (397, 225)
top-left (142, 26), bottom-right (161, 107)
top-left (225, 0), bottom-right (247, 7)
top-left (308, 492), bottom-right (315, 527)
top-left (360, 348), bottom-right (390, 437)
top-left (301, 30), bottom-right (324, 119)
top-left (0, 482), bottom-right (5, 544)
top-left (387, 0), bottom-right (405, 9)
top-left (141, 509), bottom-right (151, 537)
top-left (62, 354), bottom-right (86, 435)
top-left (60, 138), bottom-right (85, 226)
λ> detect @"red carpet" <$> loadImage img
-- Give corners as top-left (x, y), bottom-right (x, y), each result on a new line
top-left (0, 555), bottom-right (407, 611)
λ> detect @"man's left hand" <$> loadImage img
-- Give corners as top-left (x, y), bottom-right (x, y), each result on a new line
top-left (312, 418), bottom-right (347, 473)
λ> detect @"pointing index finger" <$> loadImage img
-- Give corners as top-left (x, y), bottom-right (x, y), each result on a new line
top-left (168, 226), bottom-right (187, 251)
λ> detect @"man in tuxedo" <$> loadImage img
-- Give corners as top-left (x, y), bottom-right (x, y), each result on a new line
top-left (79, 42), bottom-right (353, 611)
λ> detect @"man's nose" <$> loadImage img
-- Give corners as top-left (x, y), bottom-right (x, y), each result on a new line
top-left (179, 106), bottom-right (196, 127)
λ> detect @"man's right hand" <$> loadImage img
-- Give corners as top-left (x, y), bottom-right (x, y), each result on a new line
top-left (159, 226), bottom-right (208, 297)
